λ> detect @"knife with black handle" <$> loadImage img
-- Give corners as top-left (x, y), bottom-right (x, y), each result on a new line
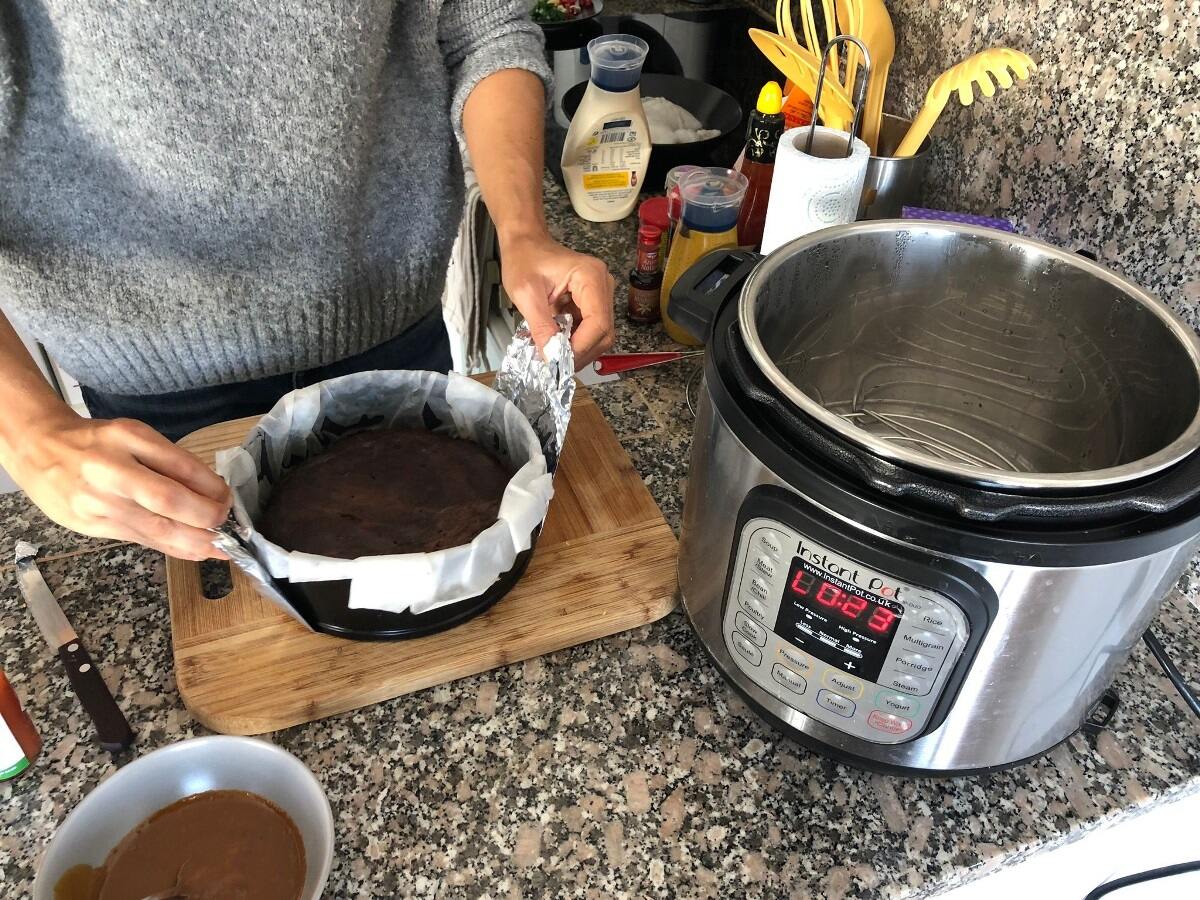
top-left (14, 541), bottom-right (135, 753)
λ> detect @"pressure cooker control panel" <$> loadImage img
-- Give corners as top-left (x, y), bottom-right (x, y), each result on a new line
top-left (722, 518), bottom-right (970, 744)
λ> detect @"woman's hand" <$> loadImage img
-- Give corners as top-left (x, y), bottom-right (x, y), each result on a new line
top-left (10, 411), bottom-right (232, 560)
top-left (499, 232), bottom-right (616, 370)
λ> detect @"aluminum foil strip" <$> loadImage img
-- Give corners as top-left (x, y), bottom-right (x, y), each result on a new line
top-left (209, 514), bottom-right (314, 630)
top-left (494, 314), bottom-right (576, 472)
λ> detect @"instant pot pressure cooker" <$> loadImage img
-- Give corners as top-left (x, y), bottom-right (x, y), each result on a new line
top-left (670, 221), bottom-right (1200, 775)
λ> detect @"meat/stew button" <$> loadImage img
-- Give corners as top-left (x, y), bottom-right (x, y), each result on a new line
top-left (867, 710), bottom-right (913, 735)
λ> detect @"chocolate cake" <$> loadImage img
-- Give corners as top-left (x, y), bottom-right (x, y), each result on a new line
top-left (257, 428), bottom-right (510, 558)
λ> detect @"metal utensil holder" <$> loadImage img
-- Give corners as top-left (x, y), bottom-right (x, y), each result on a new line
top-left (804, 35), bottom-right (872, 158)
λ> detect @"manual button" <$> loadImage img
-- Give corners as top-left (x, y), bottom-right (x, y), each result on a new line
top-left (731, 633), bottom-right (763, 667)
top-left (771, 663), bottom-right (808, 696)
top-left (735, 611), bottom-right (768, 648)
top-left (900, 628), bottom-right (950, 657)
top-left (816, 689), bottom-right (856, 718)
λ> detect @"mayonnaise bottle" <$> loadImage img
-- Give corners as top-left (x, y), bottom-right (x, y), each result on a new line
top-left (561, 35), bottom-right (651, 223)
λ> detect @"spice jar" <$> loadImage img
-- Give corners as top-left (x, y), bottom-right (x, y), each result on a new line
top-left (0, 669), bottom-right (41, 781)
top-left (628, 224), bottom-right (664, 324)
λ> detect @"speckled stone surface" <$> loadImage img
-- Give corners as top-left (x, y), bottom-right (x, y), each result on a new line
top-left (747, 0), bottom-right (1200, 331)
top-left (0, 171), bottom-right (1198, 899)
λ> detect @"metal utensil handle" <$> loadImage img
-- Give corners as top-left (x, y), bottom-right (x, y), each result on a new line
top-left (805, 34), bottom-right (872, 158)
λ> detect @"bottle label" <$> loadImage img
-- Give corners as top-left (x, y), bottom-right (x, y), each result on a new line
top-left (575, 117), bottom-right (644, 204)
top-left (628, 283), bottom-right (661, 323)
top-left (746, 118), bottom-right (783, 163)
top-left (0, 720), bottom-right (28, 780)
top-left (635, 243), bottom-right (660, 275)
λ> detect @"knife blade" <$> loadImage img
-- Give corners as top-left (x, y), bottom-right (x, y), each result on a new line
top-left (14, 541), bottom-right (135, 753)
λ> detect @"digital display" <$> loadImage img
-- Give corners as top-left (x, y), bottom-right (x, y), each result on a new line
top-left (773, 557), bottom-right (904, 682)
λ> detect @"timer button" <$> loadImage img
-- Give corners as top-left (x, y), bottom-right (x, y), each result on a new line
top-left (879, 672), bottom-right (931, 697)
top-left (892, 651), bottom-right (937, 676)
top-left (916, 604), bottom-right (955, 636)
top-left (875, 692), bottom-right (920, 717)
top-left (899, 629), bottom-right (951, 658)
top-left (758, 530), bottom-right (784, 558)
top-left (821, 668), bottom-right (864, 699)
top-left (867, 710), bottom-right (913, 735)
top-left (735, 611), bottom-right (768, 648)
top-left (752, 556), bottom-right (777, 580)
top-left (740, 594), bottom-right (769, 623)
top-left (778, 645), bottom-right (814, 675)
top-left (731, 633), bottom-right (763, 667)
top-left (771, 663), bottom-right (808, 696)
top-left (816, 689), bottom-right (856, 718)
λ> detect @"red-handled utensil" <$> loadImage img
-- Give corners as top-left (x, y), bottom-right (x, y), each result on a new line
top-left (593, 351), bottom-right (703, 376)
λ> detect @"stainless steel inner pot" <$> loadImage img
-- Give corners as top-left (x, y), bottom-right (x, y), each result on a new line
top-left (738, 221), bottom-right (1200, 490)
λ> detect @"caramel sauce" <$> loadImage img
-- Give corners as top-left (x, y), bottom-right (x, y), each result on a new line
top-left (54, 790), bottom-right (305, 900)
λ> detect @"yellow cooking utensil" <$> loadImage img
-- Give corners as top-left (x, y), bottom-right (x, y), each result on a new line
top-left (775, 0), bottom-right (799, 45)
top-left (749, 28), bottom-right (857, 131)
top-left (855, 0), bottom-right (895, 154)
top-left (835, 0), bottom-right (862, 95)
top-left (894, 48), bottom-right (1036, 157)
top-left (790, 0), bottom-right (843, 83)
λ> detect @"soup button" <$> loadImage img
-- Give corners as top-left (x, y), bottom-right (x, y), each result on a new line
top-left (868, 710), bottom-right (913, 735)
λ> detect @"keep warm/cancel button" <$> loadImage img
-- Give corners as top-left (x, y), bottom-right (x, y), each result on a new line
top-left (868, 710), bottom-right (913, 735)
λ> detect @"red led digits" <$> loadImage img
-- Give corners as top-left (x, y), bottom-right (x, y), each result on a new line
top-left (840, 596), bottom-right (868, 619)
top-left (867, 607), bottom-right (896, 634)
top-left (791, 569), bottom-right (815, 595)
top-left (815, 582), bottom-right (844, 607)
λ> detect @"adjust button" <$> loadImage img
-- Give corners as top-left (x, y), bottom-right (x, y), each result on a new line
top-left (899, 628), bottom-right (951, 658)
top-left (867, 710), bottom-right (913, 735)
top-left (879, 671), bottom-right (931, 696)
top-left (735, 611), bottom-right (768, 648)
top-left (821, 668), bottom-right (864, 699)
top-left (816, 689), bottom-right (856, 718)
top-left (875, 692), bottom-right (920, 716)
top-left (731, 633), bottom-right (763, 667)
top-left (752, 556), bottom-right (778, 580)
top-left (771, 663), bottom-right (808, 696)
top-left (915, 604), bottom-right (955, 636)
top-left (778, 645), bottom-right (814, 675)
top-left (892, 651), bottom-right (937, 676)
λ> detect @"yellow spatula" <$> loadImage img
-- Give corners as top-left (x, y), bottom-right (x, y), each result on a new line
top-left (749, 28), bottom-right (857, 131)
top-left (854, 0), bottom-right (895, 155)
top-left (894, 48), bottom-right (1036, 157)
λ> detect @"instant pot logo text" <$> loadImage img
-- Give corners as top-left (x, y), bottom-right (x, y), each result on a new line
top-left (796, 541), bottom-right (906, 601)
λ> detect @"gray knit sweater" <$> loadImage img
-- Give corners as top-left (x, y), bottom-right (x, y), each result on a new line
top-left (0, 1), bottom-right (549, 395)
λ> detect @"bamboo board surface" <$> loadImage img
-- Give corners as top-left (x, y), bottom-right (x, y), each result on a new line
top-left (166, 384), bottom-right (679, 735)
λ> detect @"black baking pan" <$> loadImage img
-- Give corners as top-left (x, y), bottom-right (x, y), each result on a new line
top-left (557, 73), bottom-right (743, 192)
top-left (271, 530), bottom-right (540, 641)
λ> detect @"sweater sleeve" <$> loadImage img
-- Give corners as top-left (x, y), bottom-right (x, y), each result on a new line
top-left (438, 0), bottom-right (552, 141)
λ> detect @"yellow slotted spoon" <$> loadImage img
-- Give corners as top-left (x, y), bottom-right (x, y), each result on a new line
top-left (894, 48), bottom-right (1037, 157)
top-left (748, 28), bottom-right (857, 131)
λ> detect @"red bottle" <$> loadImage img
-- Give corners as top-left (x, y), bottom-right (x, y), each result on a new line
top-left (0, 670), bottom-right (41, 781)
top-left (735, 82), bottom-right (786, 250)
top-left (628, 224), bottom-right (664, 324)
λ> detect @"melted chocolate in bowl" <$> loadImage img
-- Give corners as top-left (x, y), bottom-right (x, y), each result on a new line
top-left (54, 790), bottom-right (305, 900)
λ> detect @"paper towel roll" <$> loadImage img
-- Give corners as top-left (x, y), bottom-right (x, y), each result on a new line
top-left (760, 126), bottom-right (871, 255)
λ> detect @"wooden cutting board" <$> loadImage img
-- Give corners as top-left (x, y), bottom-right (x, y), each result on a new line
top-left (166, 383), bottom-right (679, 735)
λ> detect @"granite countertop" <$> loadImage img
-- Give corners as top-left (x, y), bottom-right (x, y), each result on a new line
top-left (2, 177), bottom-right (1200, 900)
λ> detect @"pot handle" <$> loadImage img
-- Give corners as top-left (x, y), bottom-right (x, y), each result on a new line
top-left (668, 248), bottom-right (762, 343)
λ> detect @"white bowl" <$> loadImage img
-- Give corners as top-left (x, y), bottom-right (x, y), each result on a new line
top-left (33, 736), bottom-right (334, 900)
